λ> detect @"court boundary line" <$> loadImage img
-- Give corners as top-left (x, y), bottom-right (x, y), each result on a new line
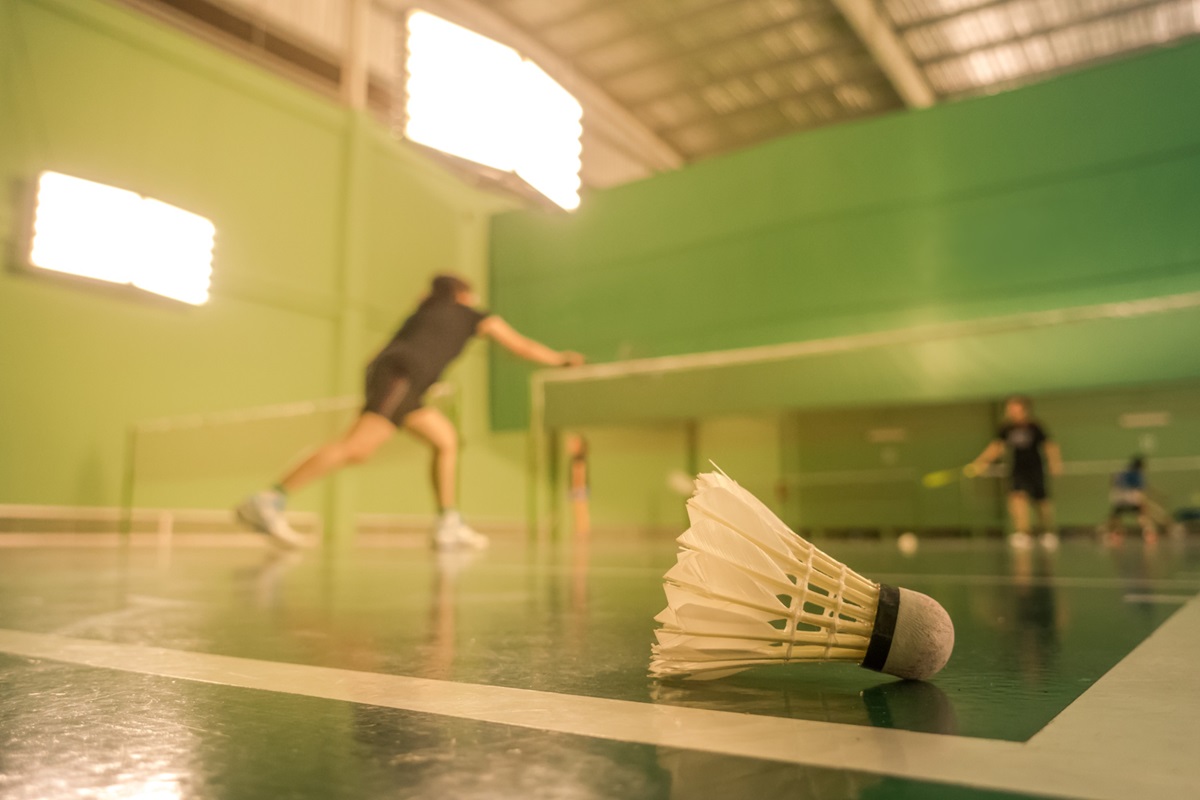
top-left (1, 595), bottom-right (1198, 799)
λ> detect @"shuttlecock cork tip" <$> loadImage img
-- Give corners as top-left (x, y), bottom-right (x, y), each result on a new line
top-left (861, 585), bottom-right (954, 681)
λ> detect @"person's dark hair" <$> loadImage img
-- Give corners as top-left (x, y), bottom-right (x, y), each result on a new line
top-left (1129, 455), bottom-right (1145, 471)
top-left (421, 274), bottom-right (471, 309)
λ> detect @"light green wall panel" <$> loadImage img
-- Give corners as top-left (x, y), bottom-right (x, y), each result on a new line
top-left (562, 424), bottom-right (689, 531)
top-left (0, 0), bottom-right (519, 527)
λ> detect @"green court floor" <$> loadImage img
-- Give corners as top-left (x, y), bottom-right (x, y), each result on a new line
top-left (1, 535), bottom-right (1198, 799)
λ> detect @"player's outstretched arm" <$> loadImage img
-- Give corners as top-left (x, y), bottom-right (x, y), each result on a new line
top-left (969, 440), bottom-right (1004, 475)
top-left (477, 316), bottom-right (584, 367)
top-left (1045, 441), bottom-right (1063, 476)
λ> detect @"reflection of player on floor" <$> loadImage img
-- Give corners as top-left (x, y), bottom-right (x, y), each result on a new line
top-left (237, 274), bottom-right (583, 549)
top-left (970, 395), bottom-right (1063, 548)
top-left (565, 433), bottom-right (590, 539)
top-left (1105, 456), bottom-right (1167, 544)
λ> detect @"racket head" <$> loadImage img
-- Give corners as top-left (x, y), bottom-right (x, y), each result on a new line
top-left (921, 469), bottom-right (956, 489)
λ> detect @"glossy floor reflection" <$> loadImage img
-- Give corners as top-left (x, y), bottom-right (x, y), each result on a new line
top-left (1, 533), bottom-right (1198, 799)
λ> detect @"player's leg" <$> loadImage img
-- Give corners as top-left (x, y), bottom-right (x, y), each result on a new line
top-left (1136, 503), bottom-right (1159, 543)
top-left (1035, 499), bottom-right (1055, 530)
top-left (1104, 505), bottom-right (1123, 545)
top-left (571, 491), bottom-right (591, 539)
top-left (403, 406), bottom-right (458, 511)
top-left (1036, 499), bottom-right (1058, 548)
top-left (237, 412), bottom-right (397, 548)
top-left (280, 362), bottom-right (415, 490)
top-left (237, 362), bottom-right (410, 547)
top-left (280, 412), bottom-right (397, 492)
top-left (1031, 474), bottom-right (1057, 548)
top-left (404, 407), bottom-right (487, 549)
top-left (1008, 491), bottom-right (1033, 548)
top-left (1107, 503), bottom-right (1138, 546)
top-left (1008, 491), bottom-right (1031, 532)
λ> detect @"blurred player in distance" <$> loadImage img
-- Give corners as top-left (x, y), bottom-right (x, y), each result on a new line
top-left (969, 395), bottom-right (1063, 548)
top-left (565, 433), bottom-right (591, 539)
top-left (1104, 455), bottom-right (1172, 545)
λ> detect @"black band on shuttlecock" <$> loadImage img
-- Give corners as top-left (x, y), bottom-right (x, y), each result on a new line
top-left (861, 583), bottom-right (900, 673)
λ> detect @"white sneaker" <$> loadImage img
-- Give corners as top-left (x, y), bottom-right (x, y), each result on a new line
top-left (433, 512), bottom-right (489, 550)
top-left (236, 491), bottom-right (308, 549)
top-left (1008, 531), bottom-right (1033, 550)
top-left (453, 522), bottom-right (489, 549)
top-left (1039, 531), bottom-right (1060, 550)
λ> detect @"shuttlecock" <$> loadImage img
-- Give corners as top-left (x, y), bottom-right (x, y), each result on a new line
top-left (650, 471), bottom-right (954, 682)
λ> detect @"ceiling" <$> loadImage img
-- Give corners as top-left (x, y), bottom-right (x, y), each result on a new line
top-left (488, 0), bottom-right (909, 161)
top-left (131, 0), bottom-right (1200, 190)
top-left (483, 0), bottom-right (1200, 163)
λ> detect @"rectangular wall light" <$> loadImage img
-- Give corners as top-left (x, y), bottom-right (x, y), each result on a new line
top-left (28, 171), bottom-right (215, 305)
top-left (405, 11), bottom-right (583, 211)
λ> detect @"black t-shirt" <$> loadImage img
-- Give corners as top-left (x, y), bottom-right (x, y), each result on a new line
top-left (996, 422), bottom-right (1048, 476)
top-left (375, 300), bottom-right (490, 380)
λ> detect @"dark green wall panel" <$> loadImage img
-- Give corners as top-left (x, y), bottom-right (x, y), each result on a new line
top-left (491, 42), bottom-right (1200, 430)
top-left (540, 306), bottom-right (1200, 427)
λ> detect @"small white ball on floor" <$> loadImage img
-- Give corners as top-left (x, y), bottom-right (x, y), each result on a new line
top-left (666, 469), bottom-right (696, 496)
top-left (897, 532), bottom-right (919, 556)
top-left (1008, 531), bottom-right (1033, 550)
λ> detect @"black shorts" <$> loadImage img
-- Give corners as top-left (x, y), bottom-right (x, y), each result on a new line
top-left (362, 357), bottom-right (435, 426)
top-left (1111, 502), bottom-right (1145, 516)
top-left (1009, 471), bottom-right (1048, 501)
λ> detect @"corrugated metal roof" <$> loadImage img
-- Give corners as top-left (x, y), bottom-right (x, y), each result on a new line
top-left (133, 0), bottom-right (1200, 187)
top-left (493, 0), bottom-right (906, 158)
top-left (892, 0), bottom-right (1200, 95)
top-left (492, 0), bottom-right (1199, 157)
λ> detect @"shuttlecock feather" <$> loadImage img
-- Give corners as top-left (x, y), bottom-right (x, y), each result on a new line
top-left (650, 471), bottom-right (954, 681)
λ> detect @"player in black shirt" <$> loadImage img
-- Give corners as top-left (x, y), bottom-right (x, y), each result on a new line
top-left (237, 274), bottom-right (583, 548)
top-left (969, 395), bottom-right (1063, 548)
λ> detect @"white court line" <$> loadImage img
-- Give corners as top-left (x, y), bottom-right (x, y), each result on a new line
top-left (1029, 594), bottom-right (1200, 783)
top-left (1, 600), bottom-right (1199, 800)
top-left (1123, 593), bottom-right (1194, 604)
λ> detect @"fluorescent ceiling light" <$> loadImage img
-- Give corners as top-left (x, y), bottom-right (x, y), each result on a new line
top-left (405, 11), bottom-right (583, 210)
top-left (29, 171), bottom-right (215, 305)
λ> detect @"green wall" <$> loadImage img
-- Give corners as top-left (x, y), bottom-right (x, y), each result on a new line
top-left (548, 374), bottom-right (1200, 536)
top-left (778, 381), bottom-right (1200, 532)
top-left (491, 40), bottom-right (1200, 431)
top-left (561, 415), bottom-right (782, 534)
top-left (0, 0), bottom-right (524, 527)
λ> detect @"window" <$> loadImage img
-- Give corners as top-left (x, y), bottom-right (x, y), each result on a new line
top-left (28, 172), bottom-right (215, 306)
top-left (405, 11), bottom-right (583, 210)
